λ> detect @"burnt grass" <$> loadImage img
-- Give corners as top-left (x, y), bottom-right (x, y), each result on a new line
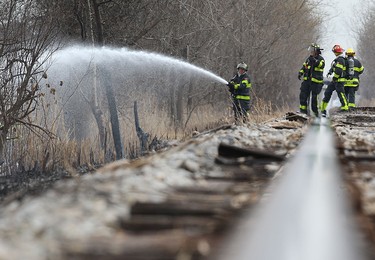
top-left (0, 137), bottom-right (191, 204)
top-left (0, 138), bottom-right (170, 204)
top-left (0, 165), bottom-right (97, 204)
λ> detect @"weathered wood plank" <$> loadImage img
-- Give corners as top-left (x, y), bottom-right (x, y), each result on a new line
top-left (218, 143), bottom-right (284, 161)
top-left (120, 215), bottom-right (222, 233)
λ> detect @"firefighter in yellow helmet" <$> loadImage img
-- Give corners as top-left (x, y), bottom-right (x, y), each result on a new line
top-left (298, 43), bottom-right (325, 117)
top-left (227, 62), bottom-right (252, 123)
top-left (320, 44), bottom-right (349, 117)
top-left (344, 48), bottom-right (364, 109)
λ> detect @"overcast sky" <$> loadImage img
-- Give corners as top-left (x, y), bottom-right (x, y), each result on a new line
top-left (318, 0), bottom-right (369, 62)
top-left (304, 0), bottom-right (370, 106)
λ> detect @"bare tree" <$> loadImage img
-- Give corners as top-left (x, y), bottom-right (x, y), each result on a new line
top-left (23, 0), bottom-right (324, 163)
top-left (0, 0), bottom-right (60, 159)
top-left (356, 3), bottom-right (375, 102)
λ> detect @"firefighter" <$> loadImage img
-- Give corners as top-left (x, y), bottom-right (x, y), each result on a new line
top-left (320, 44), bottom-right (349, 116)
top-left (344, 48), bottom-right (364, 109)
top-left (227, 62), bottom-right (252, 123)
top-left (298, 43), bottom-right (325, 117)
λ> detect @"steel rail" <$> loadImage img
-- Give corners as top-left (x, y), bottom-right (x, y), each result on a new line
top-left (218, 118), bottom-right (366, 260)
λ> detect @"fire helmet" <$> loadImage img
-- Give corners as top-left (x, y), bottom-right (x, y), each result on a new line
top-left (346, 48), bottom-right (356, 56)
top-left (308, 43), bottom-right (322, 52)
top-left (237, 62), bottom-right (248, 71)
top-left (332, 44), bottom-right (344, 54)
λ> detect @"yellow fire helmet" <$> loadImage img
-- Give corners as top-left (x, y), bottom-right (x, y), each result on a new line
top-left (346, 48), bottom-right (356, 56)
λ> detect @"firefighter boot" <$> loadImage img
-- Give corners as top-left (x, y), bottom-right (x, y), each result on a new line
top-left (348, 103), bottom-right (356, 111)
top-left (299, 105), bottom-right (308, 114)
top-left (339, 93), bottom-right (349, 112)
top-left (320, 101), bottom-right (328, 117)
top-left (340, 107), bottom-right (349, 112)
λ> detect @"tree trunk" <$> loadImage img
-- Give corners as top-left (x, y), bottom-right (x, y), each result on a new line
top-left (86, 0), bottom-right (106, 149)
top-left (176, 88), bottom-right (184, 128)
top-left (91, 0), bottom-right (104, 45)
top-left (133, 101), bottom-right (149, 155)
top-left (91, 0), bottom-right (124, 159)
top-left (89, 103), bottom-right (106, 148)
top-left (100, 67), bottom-right (123, 160)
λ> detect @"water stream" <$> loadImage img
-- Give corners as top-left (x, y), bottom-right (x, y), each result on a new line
top-left (47, 46), bottom-right (228, 85)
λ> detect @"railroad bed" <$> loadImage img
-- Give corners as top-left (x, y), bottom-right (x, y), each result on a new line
top-left (332, 107), bottom-right (375, 256)
top-left (0, 108), bottom-right (375, 259)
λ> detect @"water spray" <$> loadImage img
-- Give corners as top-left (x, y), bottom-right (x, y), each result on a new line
top-left (43, 45), bottom-right (230, 142)
top-left (48, 46), bottom-right (228, 85)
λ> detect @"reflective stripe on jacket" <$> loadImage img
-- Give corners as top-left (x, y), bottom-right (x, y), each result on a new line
top-left (332, 55), bottom-right (347, 82)
top-left (299, 55), bottom-right (325, 84)
top-left (228, 73), bottom-right (252, 100)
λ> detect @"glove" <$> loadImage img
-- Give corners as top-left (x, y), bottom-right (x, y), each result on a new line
top-left (326, 68), bottom-right (333, 77)
top-left (298, 73), bottom-right (302, 80)
top-left (227, 82), bottom-right (235, 93)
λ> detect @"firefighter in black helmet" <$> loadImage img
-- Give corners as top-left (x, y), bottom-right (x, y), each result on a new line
top-left (298, 43), bottom-right (325, 117)
top-left (227, 62), bottom-right (252, 123)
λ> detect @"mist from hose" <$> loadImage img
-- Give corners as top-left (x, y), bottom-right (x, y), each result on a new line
top-left (43, 45), bottom-right (228, 140)
top-left (47, 46), bottom-right (228, 85)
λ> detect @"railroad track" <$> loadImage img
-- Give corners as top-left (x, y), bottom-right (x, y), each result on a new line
top-left (217, 116), bottom-right (369, 260)
top-left (1, 108), bottom-right (375, 259)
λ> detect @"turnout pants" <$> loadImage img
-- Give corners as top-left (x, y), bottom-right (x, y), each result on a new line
top-left (344, 86), bottom-right (358, 108)
top-left (233, 98), bottom-right (250, 123)
top-left (299, 81), bottom-right (323, 115)
top-left (322, 81), bottom-right (348, 110)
